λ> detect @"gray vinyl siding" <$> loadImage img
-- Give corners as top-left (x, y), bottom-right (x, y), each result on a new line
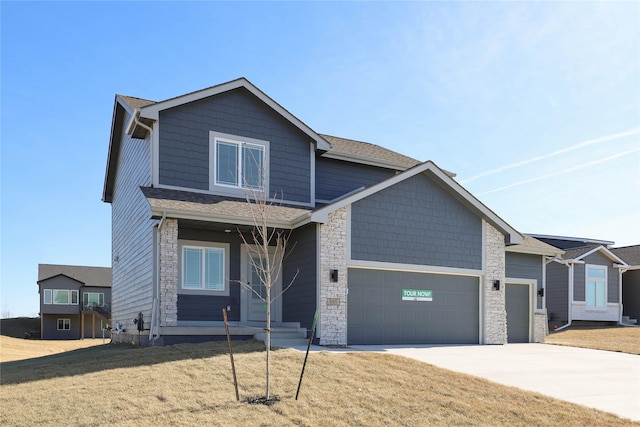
top-left (282, 223), bottom-right (317, 330)
top-left (622, 270), bottom-right (640, 320)
top-left (41, 314), bottom-right (80, 340)
top-left (351, 172), bottom-right (482, 270)
top-left (315, 157), bottom-right (395, 202)
top-left (575, 252), bottom-right (619, 303)
top-left (546, 261), bottom-right (568, 324)
top-left (176, 228), bottom-right (243, 322)
top-left (158, 87), bottom-right (313, 204)
top-left (39, 276), bottom-right (82, 315)
top-left (506, 252), bottom-right (543, 309)
top-left (111, 109), bottom-right (154, 328)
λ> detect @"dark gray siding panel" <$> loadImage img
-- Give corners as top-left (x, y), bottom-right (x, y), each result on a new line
top-left (315, 157), bottom-right (395, 202)
top-left (622, 270), bottom-right (640, 320)
top-left (42, 314), bottom-right (80, 340)
top-left (176, 227), bottom-right (244, 322)
top-left (546, 262), bottom-right (568, 325)
top-left (39, 276), bottom-right (82, 315)
top-left (348, 269), bottom-right (479, 344)
top-left (581, 251), bottom-right (619, 303)
top-left (282, 224), bottom-right (317, 330)
top-left (506, 283), bottom-right (530, 343)
top-left (506, 253), bottom-right (543, 309)
top-left (159, 88), bottom-right (313, 203)
top-left (573, 263), bottom-right (586, 301)
top-left (351, 172), bottom-right (482, 270)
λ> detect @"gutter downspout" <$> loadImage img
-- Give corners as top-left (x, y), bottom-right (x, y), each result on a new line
top-left (554, 259), bottom-right (574, 332)
top-left (150, 212), bottom-right (167, 341)
top-left (618, 266), bottom-right (627, 325)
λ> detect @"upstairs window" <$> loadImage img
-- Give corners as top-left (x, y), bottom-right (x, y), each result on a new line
top-left (83, 292), bottom-right (105, 308)
top-left (44, 289), bottom-right (78, 305)
top-left (210, 131), bottom-right (268, 195)
top-left (586, 265), bottom-right (606, 309)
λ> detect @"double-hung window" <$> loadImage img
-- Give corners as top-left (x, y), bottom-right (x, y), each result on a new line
top-left (57, 318), bottom-right (70, 330)
top-left (210, 131), bottom-right (268, 194)
top-left (586, 265), bottom-right (607, 309)
top-left (180, 241), bottom-right (229, 295)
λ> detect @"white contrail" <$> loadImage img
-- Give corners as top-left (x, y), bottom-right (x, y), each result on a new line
top-left (478, 147), bottom-right (640, 196)
top-left (460, 127), bottom-right (640, 184)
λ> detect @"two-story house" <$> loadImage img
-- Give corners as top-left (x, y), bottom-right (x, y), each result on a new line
top-left (38, 264), bottom-right (112, 339)
top-left (103, 78), bottom-right (559, 346)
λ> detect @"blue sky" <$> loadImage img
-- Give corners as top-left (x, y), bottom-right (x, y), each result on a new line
top-left (1, 1), bottom-right (639, 318)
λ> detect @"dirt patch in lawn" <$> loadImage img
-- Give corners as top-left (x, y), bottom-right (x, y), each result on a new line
top-left (545, 325), bottom-right (640, 355)
top-left (1, 340), bottom-right (637, 426)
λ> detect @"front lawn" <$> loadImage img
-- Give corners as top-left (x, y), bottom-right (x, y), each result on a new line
top-left (1, 339), bottom-right (636, 426)
top-left (545, 325), bottom-right (640, 355)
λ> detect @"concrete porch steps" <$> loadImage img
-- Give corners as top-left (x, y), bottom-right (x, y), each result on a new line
top-left (253, 325), bottom-right (309, 348)
top-left (621, 316), bottom-right (638, 325)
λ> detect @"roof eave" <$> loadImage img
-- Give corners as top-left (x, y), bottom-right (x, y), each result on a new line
top-left (149, 205), bottom-right (297, 230)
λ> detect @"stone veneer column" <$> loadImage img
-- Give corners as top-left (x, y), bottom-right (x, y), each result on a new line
top-left (483, 220), bottom-right (507, 344)
top-left (533, 312), bottom-right (547, 343)
top-left (159, 218), bottom-right (178, 326)
top-left (319, 207), bottom-right (348, 346)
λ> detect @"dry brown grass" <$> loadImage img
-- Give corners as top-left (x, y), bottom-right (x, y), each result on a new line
top-left (545, 325), bottom-right (640, 355)
top-left (1, 339), bottom-right (637, 426)
top-left (0, 336), bottom-right (106, 362)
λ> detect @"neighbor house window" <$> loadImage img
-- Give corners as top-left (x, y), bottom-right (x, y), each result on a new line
top-left (46, 290), bottom-right (78, 305)
top-left (182, 246), bottom-right (225, 291)
top-left (210, 131), bottom-right (268, 193)
top-left (586, 265), bottom-right (607, 309)
top-left (57, 318), bottom-right (70, 330)
top-left (83, 292), bottom-right (104, 308)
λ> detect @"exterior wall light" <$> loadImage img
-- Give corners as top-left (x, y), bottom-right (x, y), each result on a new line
top-left (538, 288), bottom-right (545, 297)
top-left (493, 280), bottom-right (500, 291)
top-left (330, 269), bottom-right (339, 282)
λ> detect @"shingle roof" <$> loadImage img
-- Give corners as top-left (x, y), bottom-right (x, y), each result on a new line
top-left (117, 95), bottom-right (155, 111)
top-left (141, 187), bottom-right (311, 226)
top-left (562, 244), bottom-right (601, 260)
top-left (508, 235), bottom-right (564, 256)
top-left (320, 134), bottom-right (421, 170)
top-left (611, 245), bottom-right (640, 266)
top-left (38, 264), bottom-right (112, 287)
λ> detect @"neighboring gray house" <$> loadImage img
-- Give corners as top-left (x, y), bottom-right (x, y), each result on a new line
top-left (38, 264), bottom-right (112, 339)
top-left (611, 245), bottom-right (640, 325)
top-left (530, 235), bottom-right (630, 328)
top-left (103, 77), bottom-right (557, 346)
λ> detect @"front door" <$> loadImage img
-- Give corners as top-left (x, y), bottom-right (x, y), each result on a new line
top-left (241, 246), bottom-right (282, 323)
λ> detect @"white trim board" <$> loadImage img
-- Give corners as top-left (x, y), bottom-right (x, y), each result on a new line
top-left (348, 259), bottom-right (483, 277)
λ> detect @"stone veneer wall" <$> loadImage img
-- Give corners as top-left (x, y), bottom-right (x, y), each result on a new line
top-left (319, 207), bottom-right (348, 346)
top-left (533, 312), bottom-right (547, 343)
top-left (160, 218), bottom-right (178, 326)
top-left (483, 220), bottom-right (507, 344)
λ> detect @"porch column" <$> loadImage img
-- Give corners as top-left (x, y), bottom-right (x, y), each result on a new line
top-left (319, 207), bottom-right (348, 346)
top-left (483, 220), bottom-right (507, 344)
top-left (159, 218), bottom-right (178, 326)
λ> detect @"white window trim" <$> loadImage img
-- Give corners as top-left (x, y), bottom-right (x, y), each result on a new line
top-left (585, 264), bottom-right (607, 310)
top-left (178, 240), bottom-right (230, 296)
top-left (57, 318), bottom-right (71, 330)
top-left (209, 131), bottom-right (270, 198)
top-left (46, 289), bottom-right (79, 305)
top-left (83, 292), bottom-right (105, 307)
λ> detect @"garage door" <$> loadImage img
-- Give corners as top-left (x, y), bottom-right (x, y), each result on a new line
top-left (506, 283), bottom-right (530, 343)
top-left (348, 269), bottom-right (479, 345)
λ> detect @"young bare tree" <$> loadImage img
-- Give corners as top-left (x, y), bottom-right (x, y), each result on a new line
top-left (236, 164), bottom-right (298, 402)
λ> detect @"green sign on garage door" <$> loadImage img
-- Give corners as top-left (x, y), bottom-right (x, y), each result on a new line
top-left (402, 289), bottom-right (433, 301)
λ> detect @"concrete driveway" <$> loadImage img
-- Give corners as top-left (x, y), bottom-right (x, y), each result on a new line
top-left (342, 343), bottom-right (640, 422)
